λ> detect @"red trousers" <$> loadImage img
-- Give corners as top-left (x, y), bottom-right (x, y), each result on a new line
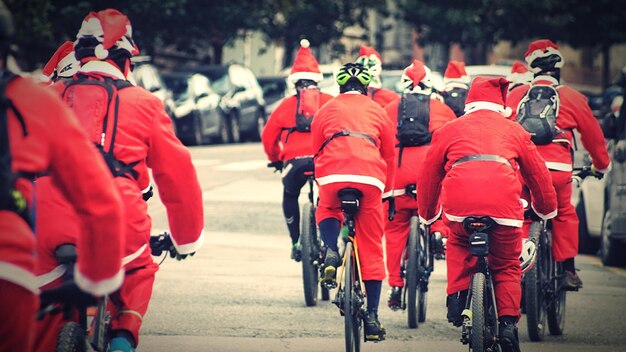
top-left (0, 281), bottom-right (37, 352)
top-left (522, 170), bottom-right (577, 261)
top-left (384, 195), bottom-right (449, 287)
top-left (445, 219), bottom-right (522, 318)
top-left (34, 247), bottom-right (157, 351)
top-left (316, 182), bottom-right (386, 281)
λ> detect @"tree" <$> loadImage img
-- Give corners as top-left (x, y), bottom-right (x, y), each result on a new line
top-left (258, 0), bottom-right (387, 68)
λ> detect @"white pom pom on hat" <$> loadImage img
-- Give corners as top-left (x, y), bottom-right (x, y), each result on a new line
top-left (503, 106), bottom-right (513, 117)
top-left (94, 44), bottom-right (109, 59)
top-left (300, 39), bottom-right (310, 48)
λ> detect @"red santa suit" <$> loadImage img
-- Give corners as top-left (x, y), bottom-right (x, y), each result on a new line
top-left (0, 74), bottom-right (124, 352)
top-left (382, 60), bottom-right (456, 288)
top-left (312, 92), bottom-right (396, 280)
top-left (34, 9), bottom-right (204, 350)
top-left (368, 87), bottom-right (400, 108)
top-left (417, 77), bottom-right (558, 318)
top-left (507, 40), bottom-right (611, 262)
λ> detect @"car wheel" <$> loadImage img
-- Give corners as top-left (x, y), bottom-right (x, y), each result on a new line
top-left (218, 114), bottom-right (230, 144)
top-left (253, 110), bottom-right (266, 142)
top-left (229, 113), bottom-right (241, 143)
top-left (577, 196), bottom-right (598, 254)
top-left (600, 210), bottom-right (626, 266)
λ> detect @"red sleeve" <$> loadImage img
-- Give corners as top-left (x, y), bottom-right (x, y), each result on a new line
top-left (564, 89), bottom-right (611, 172)
top-left (429, 100), bottom-right (457, 132)
top-left (311, 103), bottom-right (329, 156)
top-left (380, 109), bottom-right (396, 196)
top-left (513, 125), bottom-right (558, 219)
top-left (417, 127), bottom-right (448, 224)
top-left (44, 92), bottom-right (125, 296)
top-left (147, 99), bottom-right (204, 254)
top-left (261, 98), bottom-right (290, 162)
top-left (505, 85), bottom-right (529, 122)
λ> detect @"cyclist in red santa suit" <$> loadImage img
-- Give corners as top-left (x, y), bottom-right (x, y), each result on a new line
top-left (507, 39), bottom-right (611, 290)
top-left (34, 9), bottom-right (204, 352)
top-left (382, 59), bottom-right (456, 309)
top-left (355, 45), bottom-right (399, 107)
top-left (417, 77), bottom-right (558, 352)
top-left (441, 60), bottom-right (470, 117)
top-left (312, 63), bottom-right (395, 341)
top-left (0, 3), bottom-right (124, 351)
top-left (262, 39), bottom-right (333, 261)
top-left (40, 40), bottom-right (79, 83)
top-left (506, 60), bottom-right (532, 93)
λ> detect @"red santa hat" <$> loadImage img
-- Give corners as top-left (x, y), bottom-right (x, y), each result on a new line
top-left (506, 60), bottom-right (533, 86)
top-left (74, 9), bottom-right (139, 61)
top-left (288, 39), bottom-right (323, 83)
top-left (443, 61), bottom-right (470, 90)
top-left (358, 45), bottom-right (382, 62)
top-left (524, 39), bottom-right (563, 73)
top-left (464, 77), bottom-right (512, 117)
top-left (41, 41), bottom-right (79, 80)
top-left (400, 59), bottom-right (433, 93)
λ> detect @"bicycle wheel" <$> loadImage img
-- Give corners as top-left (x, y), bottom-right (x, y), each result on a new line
top-left (406, 216), bottom-right (420, 328)
top-left (343, 242), bottom-right (361, 352)
top-left (470, 273), bottom-right (486, 352)
top-left (301, 202), bottom-right (319, 306)
top-left (56, 322), bottom-right (86, 352)
top-left (418, 226), bottom-right (429, 323)
top-left (525, 222), bottom-right (546, 341)
top-left (547, 259), bottom-right (566, 336)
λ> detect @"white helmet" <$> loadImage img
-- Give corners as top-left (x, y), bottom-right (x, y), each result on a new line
top-left (520, 238), bottom-right (537, 274)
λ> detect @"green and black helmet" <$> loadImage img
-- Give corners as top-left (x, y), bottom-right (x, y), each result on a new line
top-left (336, 63), bottom-right (371, 94)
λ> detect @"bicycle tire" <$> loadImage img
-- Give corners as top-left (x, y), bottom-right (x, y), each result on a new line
top-left (525, 222), bottom-right (546, 341)
top-left (406, 216), bottom-right (420, 328)
top-left (547, 259), bottom-right (566, 336)
top-left (56, 322), bottom-right (86, 352)
top-left (343, 242), bottom-right (360, 352)
top-left (418, 225), bottom-right (429, 323)
top-left (470, 273), bottom-right (486, 352)
top-left (301, 202), bottom-right (319, 307)
top-left (321, 285), bottom-right (330, 301)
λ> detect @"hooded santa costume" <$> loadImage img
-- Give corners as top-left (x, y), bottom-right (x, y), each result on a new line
top-left (417, 77), bottom-right (557, 318)
top-left (507, 40), bottom-right (610, 263)
top-left (356, 45), bottom-right (399, 107)
top-left (382, 60), bottom-right (455, 290)
top-left (441, 60), bottom-right (470, 117)
top-left (261, 39), bottom-right (334, 248)
top-left (34, 9), bottom-right (204, 351)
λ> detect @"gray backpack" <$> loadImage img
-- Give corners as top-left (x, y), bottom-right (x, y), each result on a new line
top-left (516, 85), bottom-right (561, 145)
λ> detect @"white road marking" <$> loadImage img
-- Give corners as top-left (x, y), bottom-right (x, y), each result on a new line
top-left (191, 159), bottom-right (222, 167)
top-left (202, 178), bottom-right (311, 204)
top-left (214, 160), bottom-right (267, 171)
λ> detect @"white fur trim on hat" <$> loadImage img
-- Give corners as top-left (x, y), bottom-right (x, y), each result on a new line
top-left (525, 46), bottom-right (564, 72)
top-left (288, 71), bottom-right (324, 83)
top-left (444, 75), bottom-right (470, 85)
top-left (465, 101), bottom-right (511, 117)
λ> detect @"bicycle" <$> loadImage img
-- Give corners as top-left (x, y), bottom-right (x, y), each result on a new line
top-left (523, 166), bottom-right (599, 341)
top-left (394, 183), bottom-right (434, 329)
top-left (38, 233), bottom-right (173, 352)
top-left (459, 216), bottom-right (501, 352)
top-left (299, 170), bottom-right (330, 306)
top-left (327, 188), bottom-right (393, 352)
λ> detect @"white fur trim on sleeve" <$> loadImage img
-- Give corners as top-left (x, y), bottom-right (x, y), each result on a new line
top-left (419, 206), bottom-right (442, 226)
top-left (171, 229), bottom-right (205, 255)
top-left (531, 203), bottom-right (557, 221)
top-left (0, 262), bottom-right (39, 294)
top-left (74, 266), bottom-right (124, 296)
top-left (596, 162), bottom-right (611, 174)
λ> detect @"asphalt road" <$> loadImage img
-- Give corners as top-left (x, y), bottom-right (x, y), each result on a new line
top-left (140, 142), bottom-right (626, 352)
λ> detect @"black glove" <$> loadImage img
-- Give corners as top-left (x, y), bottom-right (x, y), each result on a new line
top-left (168, 244), bottom-right (195, 261)
top-left (267, 161), bottom-right (283, 172)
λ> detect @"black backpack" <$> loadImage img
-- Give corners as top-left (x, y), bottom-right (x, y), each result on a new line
top-left (516, 85), bottom-right (561, 145)
top-left (61, 73), bottom-right (139, 180)
top-left (0, 72), bottom-right (31, 226)
top-left (443, 87), bottom-right (468, 117)
top-left (396, 93), bottom-right (431, 166)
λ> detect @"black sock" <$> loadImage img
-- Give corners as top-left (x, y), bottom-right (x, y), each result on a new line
top-left (364, 280), bottom-right (382, 316)
top-left (319, 218), bottom-right (340, 252)
top-left (282, 191), bottom-right (300, 243)
top-left (499, 315), bottom-right (518, 326)
top-left (562, 257), bottom-right (575, 273)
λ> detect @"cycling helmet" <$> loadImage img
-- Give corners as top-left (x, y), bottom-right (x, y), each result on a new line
top-left (336, 63), bottom-right (372, 94)
top-left (520, 238), bottom-right (537, 274)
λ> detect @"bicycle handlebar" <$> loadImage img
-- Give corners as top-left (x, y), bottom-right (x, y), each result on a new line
top-left (386, 197), bottom-right (396, 221)
top-left (149, 233), bottom-right (173, 256)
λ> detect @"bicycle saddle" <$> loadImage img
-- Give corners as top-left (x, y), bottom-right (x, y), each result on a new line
top-left (405, 184), bottom-right (416, 199)
top-left (462, 216), bottom-right (497, 234)
top-left (338, 188), bottom-right (363, 215)
top-left (55, 244), bottom-right (77, 265)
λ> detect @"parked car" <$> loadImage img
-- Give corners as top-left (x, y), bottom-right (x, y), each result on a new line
top-left (189, 64), bottom-right (266, 143)
top-left (130, 56), bottom-right (177, 132)
top-left (258, 75), bottom-right (288, 115)
top-left (162, 72), bottom-right (223, 146)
